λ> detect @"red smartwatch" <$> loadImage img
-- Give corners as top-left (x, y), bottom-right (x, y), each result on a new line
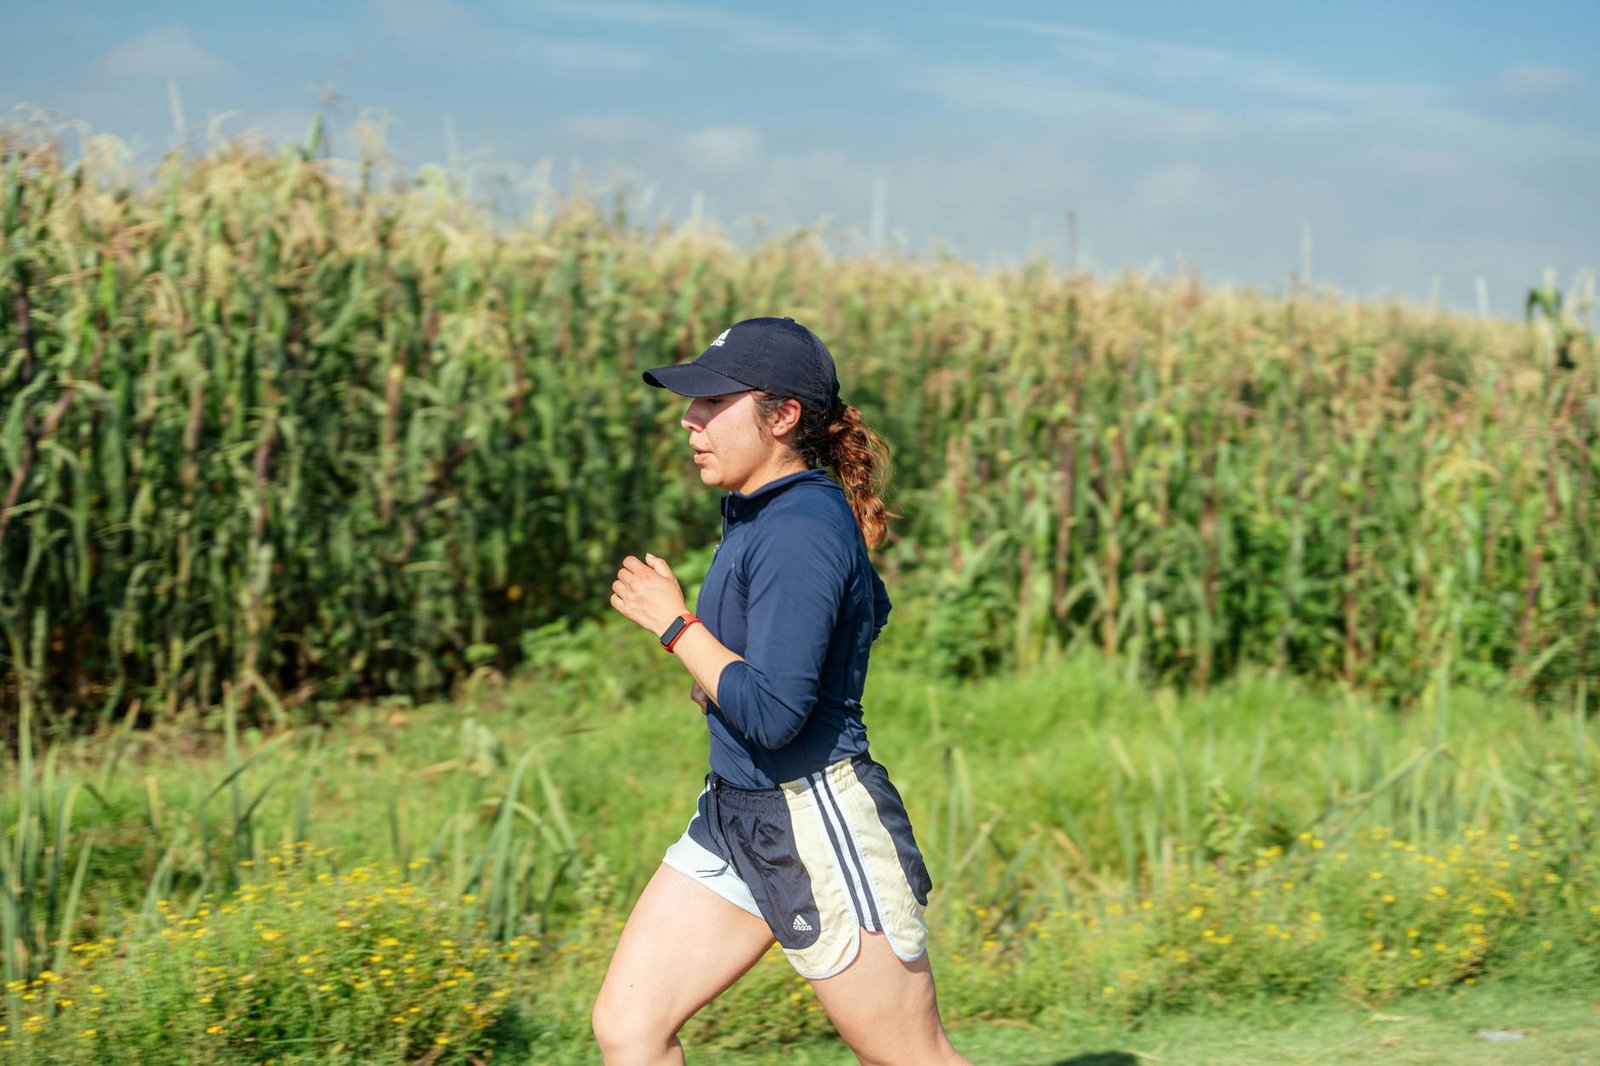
top-left (659, 613), bottom-right (701, 652)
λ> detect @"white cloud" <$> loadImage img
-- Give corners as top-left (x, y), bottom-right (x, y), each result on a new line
top-left (681, 126), bottom-right (762, 172)
top-left (1496, 63), bottom-right (1581, 98)
top-left (965, 17), bottom-right (1231, 71)
top-left (961, 15), bottom-right (1433, 112)
top-left (933, 66), bottom-right (1232, 142)
top-left (99, 25), bottom-right (229, 79)
top-left (374, 1), bottom-right (654, 74)
top-left (505, 1), bottom-right (892, 60)
top-left (559, 112), bottom-right (656, 145)
top-left (375, 0), bottom-right (474, 39)
top-left (527, 38), bottom-right (654, 74)
top-left (1132, 162), bottom-right (1222, 215)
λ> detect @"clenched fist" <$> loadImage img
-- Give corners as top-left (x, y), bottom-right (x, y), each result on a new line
top-left (609, 553), bottom-right (688, 637)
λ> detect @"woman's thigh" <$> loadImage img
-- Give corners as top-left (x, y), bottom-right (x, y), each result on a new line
top-left (807, 932), bottom-right (968, 1066)
top-left (594, 864), bottom-right (776, 1039)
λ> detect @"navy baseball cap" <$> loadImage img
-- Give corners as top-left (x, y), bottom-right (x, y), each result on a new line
top-left (643, 316), bottom-right (840, 413)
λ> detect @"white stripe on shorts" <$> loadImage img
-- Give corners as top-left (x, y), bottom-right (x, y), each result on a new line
top-left (817, 770), bottom-right (889, 934)
top-left (810, 771), bottom-right (882, 932)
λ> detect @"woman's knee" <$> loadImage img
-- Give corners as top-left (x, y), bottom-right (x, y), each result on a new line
top-left (591, 989), bottom-right (677, 1060)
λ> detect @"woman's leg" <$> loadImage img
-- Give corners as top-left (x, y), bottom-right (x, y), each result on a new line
top-left (807, 931), bottom-right (970, 1066)
top-left (593, 864), bottom-right (777, 1066)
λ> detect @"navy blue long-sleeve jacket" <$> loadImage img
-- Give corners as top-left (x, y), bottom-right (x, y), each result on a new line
top-left (697, 468), bottom-right (892, 788)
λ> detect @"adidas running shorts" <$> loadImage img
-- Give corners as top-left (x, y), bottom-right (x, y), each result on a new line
top-left (662, 753), bottom-right (934, 979)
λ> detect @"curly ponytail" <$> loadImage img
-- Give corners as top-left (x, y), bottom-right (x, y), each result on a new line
top-left (754, 393), bottom-right (898, 549)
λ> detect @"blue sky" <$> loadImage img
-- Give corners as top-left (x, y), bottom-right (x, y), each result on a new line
top-left (3, 1), bottom-right (1596, 315)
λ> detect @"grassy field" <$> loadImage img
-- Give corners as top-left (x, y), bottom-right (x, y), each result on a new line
top-left (4, 620), bottom-right (1597, 1061)
top-left (715, 985), bottom-right (1600, 1065)
top-left (1, 126), bottom-right (1596, 1063)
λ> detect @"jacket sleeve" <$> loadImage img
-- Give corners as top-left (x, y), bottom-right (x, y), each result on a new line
top-left (870, 565), bottom-right (892, 641)
top-left (714, 515), bottom-right (849, 749)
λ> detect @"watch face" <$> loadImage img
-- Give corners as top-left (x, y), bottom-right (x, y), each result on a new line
top-left (660, 617), bottom-right (686, 646)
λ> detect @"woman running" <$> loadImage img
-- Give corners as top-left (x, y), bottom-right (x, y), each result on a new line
top-left (595, 317), bottom-right (969, 1065)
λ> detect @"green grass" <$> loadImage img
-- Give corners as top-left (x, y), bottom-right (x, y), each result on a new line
top-left (701, 984), bottom-right (1600, 1066)
top-left (22, 618), bottom-right (1597, 922)
top-left (4, 630), bottom-right (1597, 1061)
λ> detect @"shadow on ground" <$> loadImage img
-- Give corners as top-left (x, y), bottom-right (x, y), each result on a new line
top-left (1029, 1055), bottom-right (1139, 1066)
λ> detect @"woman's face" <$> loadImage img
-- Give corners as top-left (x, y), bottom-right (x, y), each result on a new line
top-left (681, 391), bottom-right (789, 494)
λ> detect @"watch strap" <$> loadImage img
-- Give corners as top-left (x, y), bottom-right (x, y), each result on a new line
top-left (659, 613), bottom-right (701, 652)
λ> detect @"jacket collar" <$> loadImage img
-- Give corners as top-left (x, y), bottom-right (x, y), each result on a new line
top-left (721, 467), bottom-right (834, 522)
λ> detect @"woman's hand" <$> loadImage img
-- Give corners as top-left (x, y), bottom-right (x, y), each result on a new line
top-left (609, 553), bottom-right (688, 637)
top-left (611, 553), bottom-right (737, 711)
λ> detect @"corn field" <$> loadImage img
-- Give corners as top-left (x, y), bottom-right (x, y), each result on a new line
top-left (0, 127), bottom-right (1596, 734)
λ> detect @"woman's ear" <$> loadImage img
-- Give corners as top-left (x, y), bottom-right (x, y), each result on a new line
top-left (769, 397), bottom-right (804, 438)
